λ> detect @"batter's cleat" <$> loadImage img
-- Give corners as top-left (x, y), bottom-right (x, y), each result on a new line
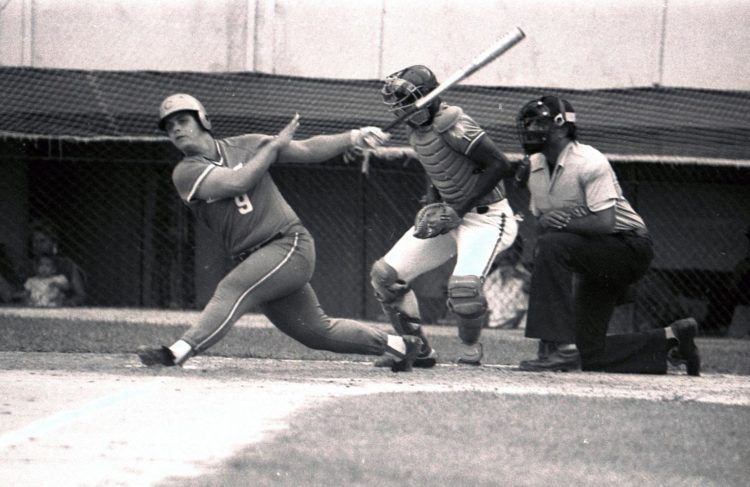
top-left (137, 345), bottom-right (177, 367)
top-left (669, 318), bottom-right (701, 376)
top-left (519, 348), bottom-right (580, 372)
top-left (414, 346), bottom-right (438, 368)
top-left (373, 356), bottom-right (396, 368)
top-left (390, 335), bottom-right (423, 372)
top-left (457, 342), bottom-right (483, 366)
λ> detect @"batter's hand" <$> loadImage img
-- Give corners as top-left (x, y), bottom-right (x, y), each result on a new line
top-left (350, 127), bottom-right (390, 150)
top-left (344, 127), bottom-right (390, 167)
top-left (539, 209), bottom-right (571, 230)
top-left (273, 113), bottom-right (300, 148)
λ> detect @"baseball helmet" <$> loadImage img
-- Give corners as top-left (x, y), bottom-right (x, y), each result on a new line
top-left (516, 95), bottom-right (576, 154)
top-left (158, 93), bottom-right (212, 131)
top-left (381, 65), bottom-right (440, 126)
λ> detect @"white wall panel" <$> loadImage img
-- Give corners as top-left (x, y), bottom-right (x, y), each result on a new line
top-left (0, 0), bottom-right (746, 89)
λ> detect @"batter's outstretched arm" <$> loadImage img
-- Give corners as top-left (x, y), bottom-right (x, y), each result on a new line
top-left (194, 115), bottom-right (299, 200)
top-left (277, 132), bottom-right (352, 164)
top-left (278, 127), bottom-right (389, 164)
top-left (453, 135), bottom-right (518, 216)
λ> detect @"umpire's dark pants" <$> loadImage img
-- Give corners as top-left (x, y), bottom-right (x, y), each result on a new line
top-left (526, 231), bottom-right (670, 374)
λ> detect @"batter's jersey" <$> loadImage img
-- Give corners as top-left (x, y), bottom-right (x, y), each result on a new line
top-left (527, 141), bottom-right (647, 233)
top-left (172, 134), bottom-right (302, 256)
top-left (406, 103), bottom-right (505, 208)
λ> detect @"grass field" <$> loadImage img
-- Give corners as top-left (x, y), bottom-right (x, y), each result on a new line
top-left (0, 307), bottom-right (749, 486)
top-left (167, 392), bottom-right (750, 486)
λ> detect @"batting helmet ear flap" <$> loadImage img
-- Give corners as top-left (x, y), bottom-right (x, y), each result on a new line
top-left (553, 97), bottom-right (567, 126)
top-left (542, 95), bottom-right (576, 126)
top-left (539, 95), bottom-right (574, 126)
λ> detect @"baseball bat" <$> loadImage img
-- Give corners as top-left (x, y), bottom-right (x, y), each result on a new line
top-left (383, 26), bottom-right (526, 131)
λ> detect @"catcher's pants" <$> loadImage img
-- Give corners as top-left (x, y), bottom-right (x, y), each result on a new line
top-left (526, 230), bottom-right (671, 373)
top-left (182, 227), bottom-right (387, 356)
top-left (383, 199), bottom-right (518, 295)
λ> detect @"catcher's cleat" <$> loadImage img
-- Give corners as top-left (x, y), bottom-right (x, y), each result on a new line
top-left (390, 335), bottom-right (423, 373)
top-left (669, 318), bottom-right (701, 376)
top-left (457, 342), bottom-right (483, 366)
top-left (137, 345), bottom-right (177, 367)
top-left (519, 348), bottom-right (580, 372)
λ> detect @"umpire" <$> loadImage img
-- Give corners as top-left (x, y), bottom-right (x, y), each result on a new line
top-left (514, 95), bottom-right (700, 375)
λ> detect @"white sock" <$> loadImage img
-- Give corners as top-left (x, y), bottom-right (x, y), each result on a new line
top-left (169, 339), bottom-right (193, 364)
top-left (386, 335), bottom-right (406, 358)
top-left (665, 327), bottom-right (676, 341)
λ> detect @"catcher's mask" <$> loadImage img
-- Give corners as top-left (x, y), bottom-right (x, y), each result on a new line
top-left (381, 65), bottom-right (440, 126)
top-left (516, 95), bottom-right (576, 154)
top-left (158, 93), bottom-right (212, 132)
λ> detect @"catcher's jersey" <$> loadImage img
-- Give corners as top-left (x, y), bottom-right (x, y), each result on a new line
top-left (172, 135), bottom-right (301, 256)
top-left (528, 141), bottom-right (647, 233)
top-left (407, 103), bottom-right (505, 208)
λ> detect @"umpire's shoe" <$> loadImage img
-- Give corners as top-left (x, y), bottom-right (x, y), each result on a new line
top-left (668, 318), bottom-right (701, 376)
top-left (390, 335), bottom-right (423, 372)
top-left (137, 345), bottom-right (177, 367)
top-left (519, 347), bottom-right (581, 372)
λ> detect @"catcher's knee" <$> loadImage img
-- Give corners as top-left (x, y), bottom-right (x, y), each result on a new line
top-left (447, 275), bottom-right (487, 320)
top-left (370, 259), bottom-right (409, 304)
top-left (371, 259), bottom-right (423, 335)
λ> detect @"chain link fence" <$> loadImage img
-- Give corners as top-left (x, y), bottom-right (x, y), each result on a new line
top-left (1, 68), bottom-right (749, 337)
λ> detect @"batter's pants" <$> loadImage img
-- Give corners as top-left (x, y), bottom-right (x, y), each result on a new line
top-left (182, 228), bottom-right (388, 356)
top-left (526, 231), bottom-right (671, 374)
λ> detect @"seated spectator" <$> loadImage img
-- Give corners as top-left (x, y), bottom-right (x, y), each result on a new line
top-left (23, 220), bottom-right (86, 306)
top-left (17, 255), bottom-right (70, 307)
top-left (485, 237), bottom-right (531, 329)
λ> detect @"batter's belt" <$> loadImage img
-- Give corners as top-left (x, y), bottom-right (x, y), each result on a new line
top-left (232, 232), bottom-right (284, 263)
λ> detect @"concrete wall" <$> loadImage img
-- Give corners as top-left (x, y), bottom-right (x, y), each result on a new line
top-left (0, 0), bottom-right (747, 90)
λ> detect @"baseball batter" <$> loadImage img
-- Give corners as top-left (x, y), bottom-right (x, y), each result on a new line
top-left (371, 65), bottom-right (520, 366)
top-left (137, 94), bottom-right (422, 371)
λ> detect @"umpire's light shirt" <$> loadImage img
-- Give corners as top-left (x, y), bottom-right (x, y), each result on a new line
top-left (527, 141), bottom-right (646, 233)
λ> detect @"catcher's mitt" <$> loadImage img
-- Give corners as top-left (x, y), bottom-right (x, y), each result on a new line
top-left (413, 202), bottom-right (462, 239)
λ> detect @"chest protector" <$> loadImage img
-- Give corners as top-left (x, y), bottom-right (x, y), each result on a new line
top-left (408, 105), bottom-right (504, 208)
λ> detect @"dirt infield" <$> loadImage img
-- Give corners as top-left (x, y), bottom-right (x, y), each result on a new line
top-left (1, 307), bottom-right (749, 485)
top-left (1, 352), bottom-right (749, 486)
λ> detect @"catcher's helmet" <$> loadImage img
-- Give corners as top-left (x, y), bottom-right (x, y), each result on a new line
top-left (381, 65), bottom-right (440, 126)
top-left (158, 93), bottom-right (212, 131)
top-left (516, 95), bottom-right (576, 154)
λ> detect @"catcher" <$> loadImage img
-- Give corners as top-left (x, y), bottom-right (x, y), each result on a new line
top-left (370, 65), bottom-right (520, 366)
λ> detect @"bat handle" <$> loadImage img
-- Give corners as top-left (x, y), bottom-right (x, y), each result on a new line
top-left (382, 113), bottom-right (409, 132)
